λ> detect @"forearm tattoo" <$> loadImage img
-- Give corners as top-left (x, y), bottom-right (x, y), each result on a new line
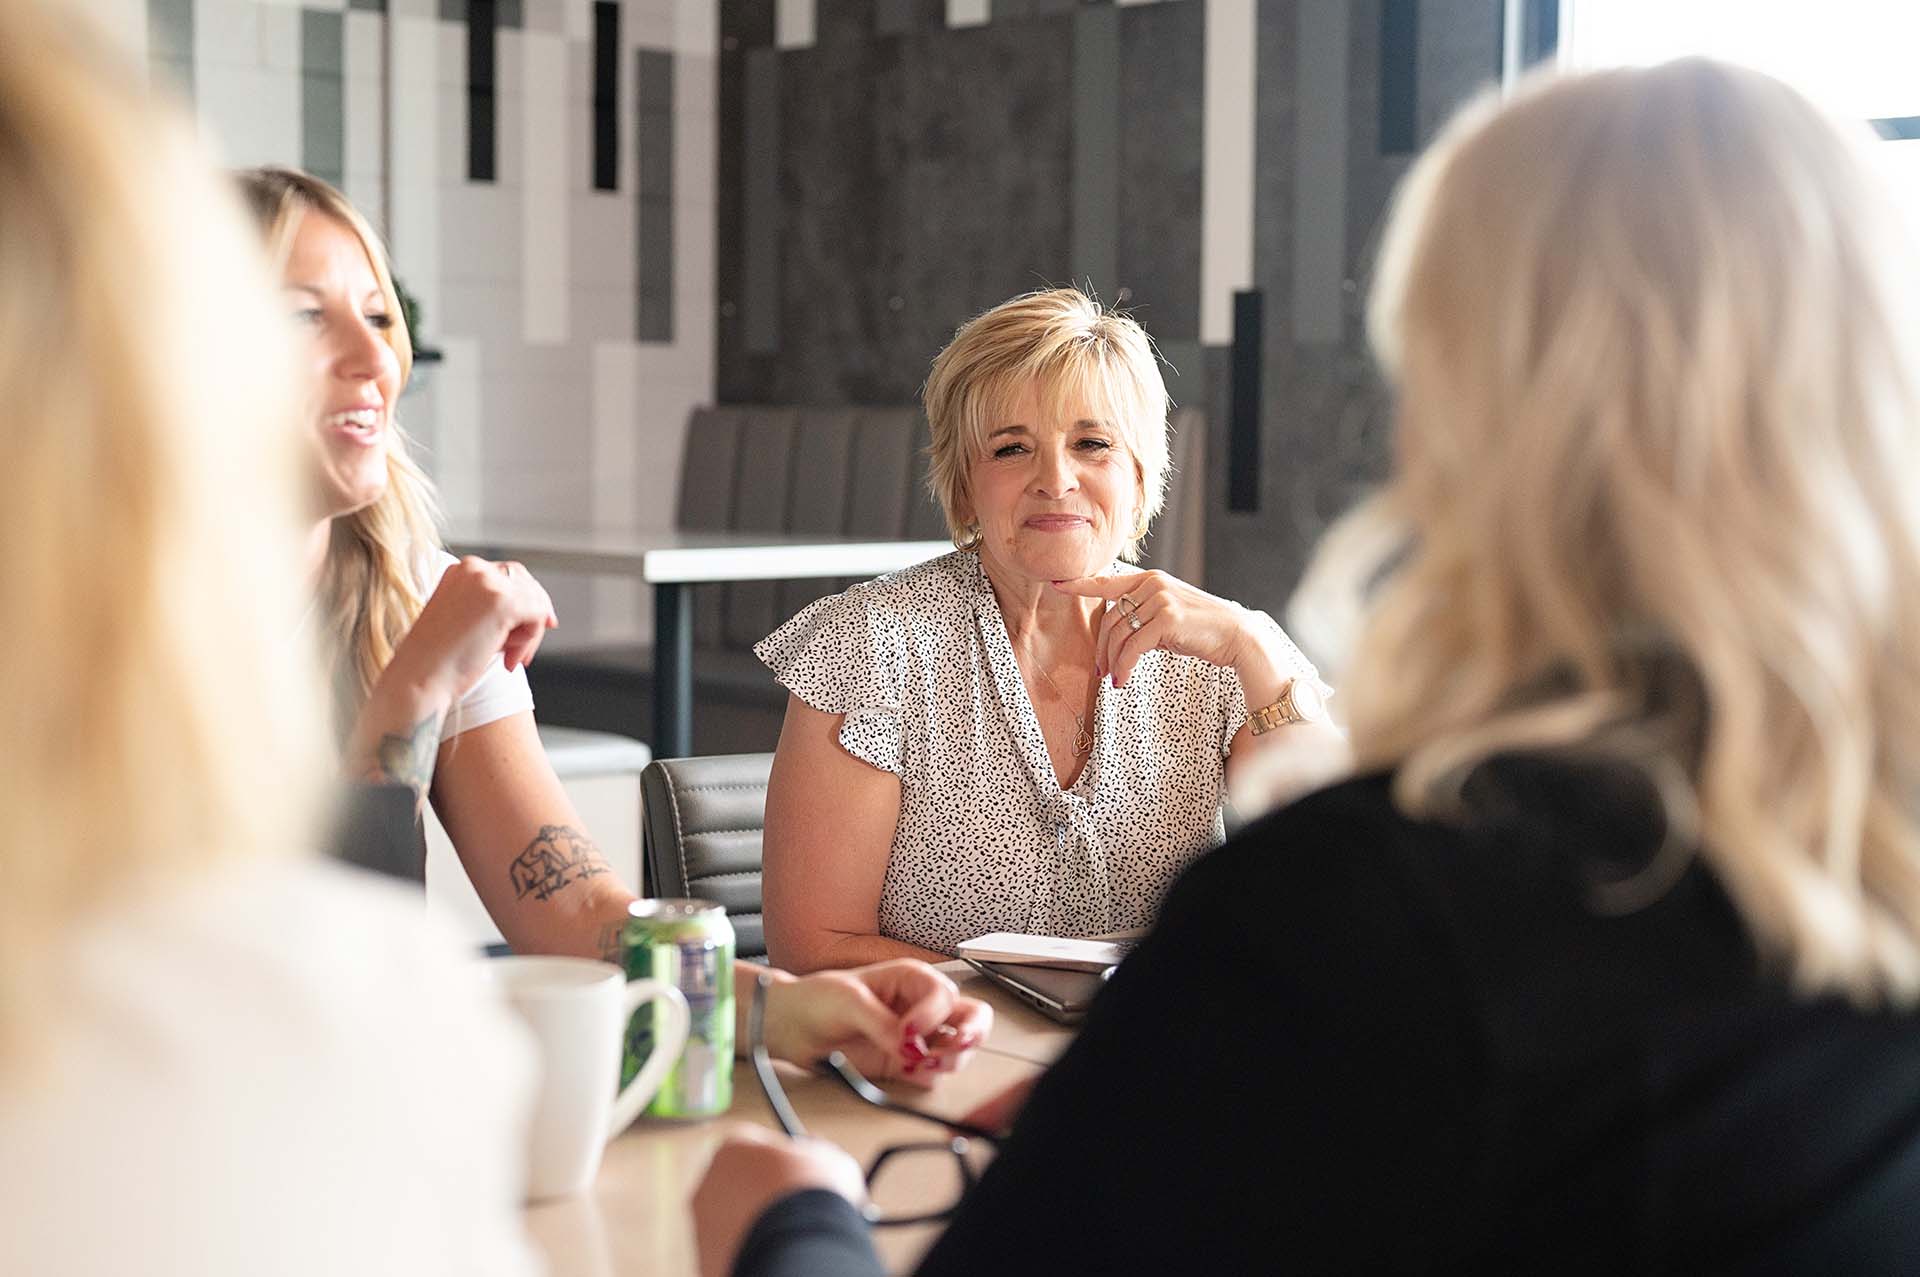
top-left (363, 709), bottom-right (444, 797)
top-left (508, 824), bottom-right (612, 902)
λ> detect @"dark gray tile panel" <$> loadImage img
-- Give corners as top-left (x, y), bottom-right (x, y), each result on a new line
top-left (1116, 0), bottom-right (1201, 339)
top-left (1417, 0), bottom-right (1500, 145)
top-left (1071, 6), bottom-right (1120, 300)
top-left (742, 46), bottom-right (782, 354)
top-left (637, 50), bottom-right (675, 341)
top-left (302, 11), bottom-right (346, 188)
top-left (148, 0), bottom-right (193, 99)
top-left (762, 19), bottom-right (1074, 403)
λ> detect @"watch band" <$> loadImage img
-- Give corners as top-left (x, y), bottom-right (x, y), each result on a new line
top-left (1248, 683), bottom-right (1305, 735)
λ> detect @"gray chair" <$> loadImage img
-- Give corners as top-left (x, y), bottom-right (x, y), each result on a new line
top-left (640, 753), bottom-right (774, 959)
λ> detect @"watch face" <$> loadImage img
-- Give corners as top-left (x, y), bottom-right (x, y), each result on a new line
top-left (1290, 679), bottom-right (1326, 721)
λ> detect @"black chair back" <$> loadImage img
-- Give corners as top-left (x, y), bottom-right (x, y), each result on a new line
top-left (641, 753), bottom-right (773, 958)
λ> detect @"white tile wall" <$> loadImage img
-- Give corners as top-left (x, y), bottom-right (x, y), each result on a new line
top-left (1200, 0), bottom-right (1257, 345)
top-left (101, 0), bottom-right (721, 654)
top-left (260, 3), bottom-right (300, 73)
top-left (198, 65), bottom-right (302, 167)
top-left (194, 0), bottom-right (262, 68)
top-left (946, 0), bottom-right (989, 28)
top-left (522, 31), bottom-right (571, 344)
top-left (776, 0), bottom-right (816, 51)
top-left (430, 333), bottom-right (485, 525)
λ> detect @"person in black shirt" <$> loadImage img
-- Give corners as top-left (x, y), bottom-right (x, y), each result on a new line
top-left (692, 57), bottom-right (1920, 1276)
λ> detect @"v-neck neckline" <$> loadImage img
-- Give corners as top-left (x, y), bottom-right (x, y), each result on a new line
top-left (968, 552), bottom-right (1106, 798)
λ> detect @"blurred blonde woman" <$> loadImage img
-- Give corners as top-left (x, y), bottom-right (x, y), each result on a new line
top-left (696, 60), bottom-right (1920, 1276)
top-left (235, 166), bottom-right (989, 1075)
top-left (0, 5), bottom-right (537, 1273)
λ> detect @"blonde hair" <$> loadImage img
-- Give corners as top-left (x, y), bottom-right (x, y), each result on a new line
top-left (0, 4), bottom-right (329, 1050)
top-left (923, 288), bottom-right (1171, 562)
top-left (1310, 59), bottom-right (1920, 1002)
top-left (237, 167), bottom-right (442, 710)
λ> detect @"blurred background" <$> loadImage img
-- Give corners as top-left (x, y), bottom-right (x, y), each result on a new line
top-left (79, 0), bottom-right (1920, 727)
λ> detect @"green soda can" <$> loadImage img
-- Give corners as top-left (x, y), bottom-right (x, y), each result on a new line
top-left (619, 898), bottom-right (735, 1118)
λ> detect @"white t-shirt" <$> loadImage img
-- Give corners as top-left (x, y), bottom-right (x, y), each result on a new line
top-left (425, 551), bottom-right (536, 743)
top-left (0, 857), bottom-right (539, 1277)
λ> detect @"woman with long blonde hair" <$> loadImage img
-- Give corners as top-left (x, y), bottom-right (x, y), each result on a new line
top-left (695, 58), bottom-right (1920, 1276)
top-left (0, 5), bottom-right (538, 1272)
top-left (235, 166), bottom-right (992, 1075)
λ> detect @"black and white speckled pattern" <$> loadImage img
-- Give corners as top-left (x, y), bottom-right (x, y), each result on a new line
top-left (754, 550), bottom-right (1323, 953)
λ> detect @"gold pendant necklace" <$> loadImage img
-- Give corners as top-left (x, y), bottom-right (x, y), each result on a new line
top-left (1036, 663), bottom-right (1093, 756)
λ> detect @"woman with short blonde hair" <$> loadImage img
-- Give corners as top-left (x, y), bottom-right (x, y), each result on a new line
top-left (923, 287), bottom-right (1170, 560)
top-left (700, 60), bottom-right (1920, 1274)
top-left (758, 287), bottom-right (1346, 971)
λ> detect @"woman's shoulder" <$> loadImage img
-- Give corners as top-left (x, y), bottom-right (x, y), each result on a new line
top-left (1, 856), bottom-right (536, 1274)
top-left (836, 549), bottom-right (978, 615)
top-left (763, 550), bottom-right (975, 651)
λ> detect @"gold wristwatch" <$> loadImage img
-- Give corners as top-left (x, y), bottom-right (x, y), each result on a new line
top-left (1248, 678), bottom-right (1327, 734)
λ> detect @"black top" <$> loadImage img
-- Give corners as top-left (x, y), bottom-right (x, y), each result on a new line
top-left (737, 760), bottom-right (1920, 1276)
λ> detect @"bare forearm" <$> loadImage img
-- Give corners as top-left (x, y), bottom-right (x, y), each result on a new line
top-left (345, 674), bottom-right (449, 805)
top-left (1227, 719), bottom-right (1351, 816)
top-left (490, 821), bottom-right (638, 959)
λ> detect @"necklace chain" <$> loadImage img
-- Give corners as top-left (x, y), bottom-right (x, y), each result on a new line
top-left (1035, 663), bottom-right (1093, 757)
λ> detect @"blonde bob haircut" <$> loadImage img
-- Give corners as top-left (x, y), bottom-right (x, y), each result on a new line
top-left (0, 4), bottom-right (328, 1052)
top-left (923, 288), bottom-right (1171, 562)
top-left (237, 167), bottom-right (442, 712)
top-left (1306, 59), bottom-right (1920, 1003)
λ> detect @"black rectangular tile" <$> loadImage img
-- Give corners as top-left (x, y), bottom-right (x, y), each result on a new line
top-left (1228, 290), bottom-right (1263, 512)
top-left (1379, 0), bottom-right (1417, 155)
top-left (468, 0), bottom-right (497, 181)
top-left (593, 0), bottom-right (620, 190)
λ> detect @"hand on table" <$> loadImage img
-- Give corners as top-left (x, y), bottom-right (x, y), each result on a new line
top-left (1052, 569), bottom-right (1269, 689)
top-left (692, 1125), bottom-right (867, 1277)
top-left (764, 959), bottom-right (993, 1088)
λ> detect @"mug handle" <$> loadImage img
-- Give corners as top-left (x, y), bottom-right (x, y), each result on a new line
top-left (606, 978), bottom-right (691, 1139)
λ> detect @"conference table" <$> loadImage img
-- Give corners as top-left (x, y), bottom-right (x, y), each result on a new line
top-left (521, 963), bottom-right (1072, 1277)
top-left (448, 523), bottom-right (950, 759)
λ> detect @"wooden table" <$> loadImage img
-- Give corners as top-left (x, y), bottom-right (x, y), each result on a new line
top-left (448, 523), bottom-right (950, 759)
top-left (522, 964), bottom-right (1072, 1277)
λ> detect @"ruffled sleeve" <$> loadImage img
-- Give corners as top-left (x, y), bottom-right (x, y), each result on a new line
top-left (1221, 611), bottom-right (1335, 754)
top-left (755, 591), bottom-right (909, 776)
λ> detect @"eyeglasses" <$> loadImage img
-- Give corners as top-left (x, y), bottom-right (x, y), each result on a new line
top-left (749, 973), bottom-right (1001, 1226)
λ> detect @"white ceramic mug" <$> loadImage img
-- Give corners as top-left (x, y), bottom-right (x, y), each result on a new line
top-left (484, 956), bottom-right (690, 1200)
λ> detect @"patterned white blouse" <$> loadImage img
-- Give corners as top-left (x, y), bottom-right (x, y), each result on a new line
top-left (754, 550), bottom-right (1330, 954)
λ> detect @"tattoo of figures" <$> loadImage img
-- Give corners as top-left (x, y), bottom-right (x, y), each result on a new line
top-left (509, 825), bottom-right (612, 902)
top-left (366, 709), bottom-right (444, 797)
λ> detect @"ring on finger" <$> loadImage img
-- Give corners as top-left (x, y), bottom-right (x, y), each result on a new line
top-left (1118, 594), bottom-right (1141, 618)
top-left (1127, 612), bottom-right (1143, 632)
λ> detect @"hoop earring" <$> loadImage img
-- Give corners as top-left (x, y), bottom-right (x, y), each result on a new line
top-left (1130, 512), bottom-right (1150, 541)
top-left (957, 523), bottom-right (982, 550)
